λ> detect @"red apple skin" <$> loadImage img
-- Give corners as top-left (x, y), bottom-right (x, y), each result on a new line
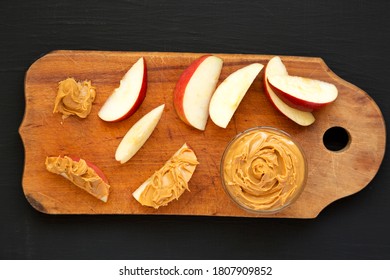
top-left (268, 79), bottom-right (331, 112)
top-left (173, 55), bottom-right (211, 126)
top-left (106, 58), bottom-right (147, 122)
top-left (69, 156), bottom-right (109, 184)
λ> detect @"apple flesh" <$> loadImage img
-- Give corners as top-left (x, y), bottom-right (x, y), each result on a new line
top-left (209, 63), bottom-right (264, 128)
top-left (173, 55), bottom-right (223, 130)
top-left (268, 74), bottom-right (338, 112)
top-left (115, 104), bottom-right (164, 164)
top-left (132, 143), bottom-right (198, 208)
top-left (98, 57), bottom-right (147, 122)
top-left (264, 57), bottom-right (315, 126)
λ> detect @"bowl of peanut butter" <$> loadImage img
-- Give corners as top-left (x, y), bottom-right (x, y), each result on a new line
top-left (220, 127), bottom-right (307, 214)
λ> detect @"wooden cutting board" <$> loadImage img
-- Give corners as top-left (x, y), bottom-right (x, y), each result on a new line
top-left (19, 50), bottom-right (386, 218)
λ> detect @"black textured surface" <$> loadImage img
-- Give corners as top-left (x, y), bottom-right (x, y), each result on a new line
top-left (1, 0), bottom-right (389, 259)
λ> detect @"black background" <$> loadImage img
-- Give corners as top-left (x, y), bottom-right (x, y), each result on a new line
top-left (1, 0), bottom-right (389, 259)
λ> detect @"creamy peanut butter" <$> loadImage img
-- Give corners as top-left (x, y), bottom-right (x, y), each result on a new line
top-left (45, 156), bottom-right (110, 202)
top-left (53, 78), bottom-right (96, 119)
top-left (133, 144), bottom-right (199, 209)
top-left (221, 128), bottom-right (306, 212)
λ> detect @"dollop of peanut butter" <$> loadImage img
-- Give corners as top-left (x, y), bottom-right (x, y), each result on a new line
top-left (45, 156), bottom-right (110, 202)
top-left (222, 128), bottom-right (306, 212)
top-left (135, 144), bottom-right (199, 209)
top-left (53, 78), bottom-right (96, 119)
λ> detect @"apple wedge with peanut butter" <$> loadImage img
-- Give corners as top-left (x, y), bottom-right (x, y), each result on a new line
top-left (132, 143), bottom-right (199, 209)
top-left (45, 156), bottom-right (110, 202)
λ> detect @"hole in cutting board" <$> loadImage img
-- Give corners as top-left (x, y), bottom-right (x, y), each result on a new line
top-left (323, 126), bottom-right (350, 152)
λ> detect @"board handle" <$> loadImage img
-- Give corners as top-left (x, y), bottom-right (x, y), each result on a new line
top-left (288, 57), bottom-right (386, 218)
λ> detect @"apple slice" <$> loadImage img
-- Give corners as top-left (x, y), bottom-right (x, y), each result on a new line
top-left (209, 63), bottom-right (263, 128)
top-left (173, 55), bottom-right (223, 130)
top-left (45, 156), bottom-right (110, 202)
top-left (115, 104), bottom-right (164, 164)
top-left (132, 143), bottom-right (199, 209)
top-left (264, 57), bottom-right (315, 126)
top-left (268, 74), bottom-right (338, 112)
top-left (98, 57), bottom-right (147, 122)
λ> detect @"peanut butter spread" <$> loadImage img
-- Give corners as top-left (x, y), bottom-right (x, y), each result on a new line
top-left (222, 128), bottom-right (306, 212)
top-left (45, 156), bottom-right (110, 202)
top-left (134, 144), bottom-right (199, 209)
top-left (53, 78), bottom-right (96, 119)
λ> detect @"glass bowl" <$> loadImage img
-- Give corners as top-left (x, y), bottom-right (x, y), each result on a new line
top-left (220, 126), bottom-right (308, 214)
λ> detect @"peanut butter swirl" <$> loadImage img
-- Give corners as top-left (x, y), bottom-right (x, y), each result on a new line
top-left (222, 128), bottom-right (306, 212)
top-left (53, 78), bottom-right (96, 119)
top-left (45, 156), bottom-right (110, 202)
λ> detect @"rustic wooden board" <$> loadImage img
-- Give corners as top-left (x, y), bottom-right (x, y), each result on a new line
top-left (19, 50), bottom-right (386, 218)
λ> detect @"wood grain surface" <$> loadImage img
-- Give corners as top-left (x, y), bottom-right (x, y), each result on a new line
top-left (19, 50), bottom-right (386, 218)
